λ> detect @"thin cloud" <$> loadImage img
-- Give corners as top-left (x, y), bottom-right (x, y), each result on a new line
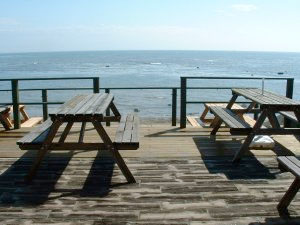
top-left (231, 4), bottom-right (257, 12)
top-left (0, 18), bottom-right (19, 25)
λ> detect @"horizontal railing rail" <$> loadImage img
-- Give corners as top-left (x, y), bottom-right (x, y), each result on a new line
top-left (0, 85), bottom-right (257, 127)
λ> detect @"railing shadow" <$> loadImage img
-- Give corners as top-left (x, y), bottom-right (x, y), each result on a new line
top-left (0, 151), bottom-right (73, 206)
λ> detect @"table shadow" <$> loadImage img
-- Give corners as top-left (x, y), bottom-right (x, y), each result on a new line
top-left (0, 151), bottom-right (72, 206)
top-left (193, 136), bottom-right (278, 180)
top-left (79, 151), bottom-right (116, 197)
top-left (248, 216), bottom-right (300, 225)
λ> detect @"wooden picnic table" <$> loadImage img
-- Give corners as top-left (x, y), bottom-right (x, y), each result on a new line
top-left (17, 93), bottom-right (139, 183)
top-left (210, 88), bottom-right (300, 163)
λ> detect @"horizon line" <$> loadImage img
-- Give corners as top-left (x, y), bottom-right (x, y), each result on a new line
top-left (1, 49), bottom-right (300, 55)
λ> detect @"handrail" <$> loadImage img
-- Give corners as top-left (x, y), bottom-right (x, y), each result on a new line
top-left (0, 76), bottom-right (295, 129)
top-left (180, 76), bottom-right (295, 128)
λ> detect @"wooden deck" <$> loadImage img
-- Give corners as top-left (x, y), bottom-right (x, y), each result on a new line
top-left (0, 123), bottom-right (300, 224)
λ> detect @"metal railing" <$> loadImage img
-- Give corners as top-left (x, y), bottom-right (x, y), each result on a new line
top-left (0, 76), bottom-right (296, 129)
top-left (180, 76), bottom-right (295, 128)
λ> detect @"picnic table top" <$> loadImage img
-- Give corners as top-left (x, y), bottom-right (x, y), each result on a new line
top-left (49, 93), bottom-right (114, 118)
top-left (232, 88), bottom-right (300, 107)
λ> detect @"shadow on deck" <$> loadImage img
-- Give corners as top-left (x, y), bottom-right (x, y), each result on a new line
top-left (0, 125), bottom-right (300, 224)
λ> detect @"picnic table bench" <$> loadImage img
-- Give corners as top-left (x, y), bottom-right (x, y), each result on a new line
top-left (277, 156), bottom-right (300, 212)
top-left (17, 93), bottom-right (139, 183)
top-left (0, 105), bottom-right (42, 130)
top-left (210, 88), bottom-right (300, 163)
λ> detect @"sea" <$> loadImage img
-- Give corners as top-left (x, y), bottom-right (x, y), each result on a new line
top-left (0, 50), bottom-right (300, 122)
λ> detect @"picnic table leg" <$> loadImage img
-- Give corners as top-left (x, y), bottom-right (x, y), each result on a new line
top-left (25, 120), bottom-right (62, 182)
top-left (200, 105), bottom-right (209, 122)
top-left (267, 110), bottom-right (280, 128)
top-left (19, 105), bottom-right (30, 121)
top-left (210, 94), bottom-right (238, 134)
top-left (92, 120), bottom-right (136, 183)
top-left (293, 109), bottom-right (300, 123)
top-left (277, 178), bottom-right (300, 212)
top-left (78, 122), bottom-right (86, 143)
top-left (110, 102), bottom-right (121, 120)
top-left (232, 110), bottom-right (267, 163)
top-left (0, 113), bottom-right (12, 130)
top-left (59, 121), bottom-right (74, 143)
top-left (211, 117), bottom-right (222, 135)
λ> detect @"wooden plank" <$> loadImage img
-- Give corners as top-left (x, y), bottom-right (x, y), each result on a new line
top-left (287, 156), bottom-right (300, 168)
top-left (279, 111), bottom-right (298, 123)
top-left (233, 88), bottom-right (300, 106)
top-left (53, 94), bottom-right (87, 116)
top-left (232, 88), bottom-right (268, 105)
top-left (66, 94), bottom-right (95, 115)
top-left (94, 94), bottom-right (114, 115)
top-left (75, 94), bottom-right (104, 115)
top-left (17, 119), bottom-right (53, 144)
top-left (278, 156), bottom-right (300, 179)
top-left (250, 88), bottom-right (299, 105)
top-left (84, 94), bottom-right (107, 115)
top-left (19, 142), bottom-right (139, 151)
top-left (210, 106), bottom-right (251, 129)
top-left (114, 113), bottom-right (139, 145)
top-left (114, 116), bottom-right (127, 143)
top-left (131, 114), bottom-right (140, 143)
top-left (205, 103), bottom-right (244, 110)
top-left (21, 117), bottom-right (42, 128)
top-left (122, 114), bottom-right (134, 143)
top-left (187, 116), bottom-right (201, 127)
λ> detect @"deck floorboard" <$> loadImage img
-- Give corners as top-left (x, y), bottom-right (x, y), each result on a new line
top-left (0, 123), bottom-right (300, 224)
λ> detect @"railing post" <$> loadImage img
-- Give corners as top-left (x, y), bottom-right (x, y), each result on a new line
top-left (172, 88), bottom-right (177, 126)
top-left (93, 77), bottom-right (100, 93)
top-left (11, 79), bottom-right (20, 129)
top-left (105, 88), bottom-right (110, 126)
top-left (284, 78), bottom-right (294, 127)
top-left (180, 77), bottom-right (187, 128)
top-left (42, 89), bottom-right (48, 121)
top-left (286, 78), bottom-right (294, 99)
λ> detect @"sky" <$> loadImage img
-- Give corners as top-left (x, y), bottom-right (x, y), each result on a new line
top-left (0, 0), bottom-right (300, 53)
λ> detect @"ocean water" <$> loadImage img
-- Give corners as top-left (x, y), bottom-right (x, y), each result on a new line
top-left (0, 50), bottom-right (300, 121)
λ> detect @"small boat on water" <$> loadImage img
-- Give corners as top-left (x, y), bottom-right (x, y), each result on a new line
top-left (278, 72), bottom-right (284, 75)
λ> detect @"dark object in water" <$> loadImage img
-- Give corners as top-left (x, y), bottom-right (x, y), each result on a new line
top-left (134, 108), bottom-right (139, 112)
top-left (105, 65), bottom-right (110, 67)
top-left (278, 72), bottom-right (284, 75)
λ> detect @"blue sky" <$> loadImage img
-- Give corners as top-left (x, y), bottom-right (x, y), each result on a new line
top-left (0, 0), bottom-right (299, 53)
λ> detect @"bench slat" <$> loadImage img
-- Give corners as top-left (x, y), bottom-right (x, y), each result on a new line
top-left (279, 111), bottom-right (298, 123)
top-left (278, 156), bottom-right (300, 179)
top-left (17, 119), bottom-right (52, 145)
top-left (122, 114), bottom-right (134, 143)
top-left (114, 113), bottom-right (139, 149)
top-left (210, 106), bottom-right (251, 129)
top-left (131, 114), bottom-right (139, 143)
